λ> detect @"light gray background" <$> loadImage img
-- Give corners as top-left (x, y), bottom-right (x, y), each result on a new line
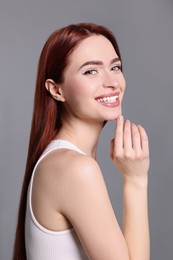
top-left (0, 0), bottom-right (173, 259)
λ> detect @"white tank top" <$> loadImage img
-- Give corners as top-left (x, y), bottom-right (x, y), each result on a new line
top-left (25, 139), bottom-right (89, 260)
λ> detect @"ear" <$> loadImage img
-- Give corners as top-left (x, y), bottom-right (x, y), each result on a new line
top-left (45, 79), bottom-right (65, 102)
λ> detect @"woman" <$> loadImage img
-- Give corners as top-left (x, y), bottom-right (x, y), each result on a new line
top-left (13, 23), bottom-right (150, 260)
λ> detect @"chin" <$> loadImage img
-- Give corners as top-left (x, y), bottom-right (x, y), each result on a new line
top-left (104, 109), bottom-right (122, 121)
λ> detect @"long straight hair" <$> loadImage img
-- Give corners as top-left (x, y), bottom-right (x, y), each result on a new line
top-left (13, 23), bottom-right (122, 259)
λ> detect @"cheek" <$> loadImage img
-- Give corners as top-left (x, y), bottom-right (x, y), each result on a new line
top-left (63, 79), bottom-right (89, 105)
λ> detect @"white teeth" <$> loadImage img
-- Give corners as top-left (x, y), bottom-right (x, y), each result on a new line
top-left (97, 95), bottom-right (118, 103)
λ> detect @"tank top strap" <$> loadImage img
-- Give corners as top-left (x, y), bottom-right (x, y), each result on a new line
top-left (44, 139), bottom-right (86, 157)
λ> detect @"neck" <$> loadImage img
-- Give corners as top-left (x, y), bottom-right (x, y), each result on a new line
top-left (56, 118), bottom-right (104, 159)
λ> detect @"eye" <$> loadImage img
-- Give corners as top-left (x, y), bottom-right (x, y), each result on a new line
top-left (83, 69), bottom-right (98, 75)
top-left (111, 64), bottom-right (122, 71)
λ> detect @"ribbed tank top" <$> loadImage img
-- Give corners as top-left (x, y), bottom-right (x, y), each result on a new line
top-left (25, 139), bottom-right (89, 260)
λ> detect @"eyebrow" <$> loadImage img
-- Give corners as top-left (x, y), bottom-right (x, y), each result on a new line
top-left (79, 57), bottom-right (121, 70)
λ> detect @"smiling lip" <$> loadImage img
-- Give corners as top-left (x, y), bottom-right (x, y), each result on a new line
top-left (95, 93), bottom-right (120, 107)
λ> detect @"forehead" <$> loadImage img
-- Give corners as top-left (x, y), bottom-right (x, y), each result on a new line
top-left (69, 35), bottom-right (118, 66)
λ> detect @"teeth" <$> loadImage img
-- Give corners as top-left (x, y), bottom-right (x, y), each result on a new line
top-left (97, 95), bottom-right (118, 103)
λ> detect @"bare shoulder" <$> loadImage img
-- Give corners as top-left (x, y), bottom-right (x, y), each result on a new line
top-left (34, 148), bottom-right (102, 194)
top-left (63, 151), bottom-right (102, 181)
top-left (37, 146), bottom-right (100, 177)
top-left (54, 150), bottom-right (106, 197)
top-left (32, 148), bottom-right (100, 229)
top-left (34, 148), bottom-right (104, 214)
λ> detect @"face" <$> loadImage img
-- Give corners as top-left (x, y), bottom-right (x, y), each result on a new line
top-left (59, 35), bottom-right (126, 123)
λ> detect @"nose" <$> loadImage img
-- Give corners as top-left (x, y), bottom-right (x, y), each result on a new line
top-left (102, 71), bottom-right (119, 88)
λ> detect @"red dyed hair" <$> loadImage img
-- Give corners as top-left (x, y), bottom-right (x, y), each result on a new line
top-left (13, 23), bottom-right (122, 259)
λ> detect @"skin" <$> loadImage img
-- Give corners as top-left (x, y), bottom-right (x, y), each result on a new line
top-left (32, 35), bottom-right (150, 259)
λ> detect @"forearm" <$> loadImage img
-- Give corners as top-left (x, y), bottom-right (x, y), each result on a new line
top-left (111, 116), bottom-right (150, 259)
top-left (122, 177), bottom-right (150, 260)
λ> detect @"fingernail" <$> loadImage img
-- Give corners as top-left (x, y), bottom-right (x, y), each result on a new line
top-left (119, 115), bottom-right (123, 121)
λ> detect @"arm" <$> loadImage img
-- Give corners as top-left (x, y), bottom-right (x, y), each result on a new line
top-left (110, 115), bottom-right (150, 260)
top-left (59, 153), bottom-right (130, 260)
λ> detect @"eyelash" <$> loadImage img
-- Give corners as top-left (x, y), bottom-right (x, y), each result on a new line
top-left (83, 69), bottom-right (97, 75)
top-left (111, 65), bottom-right (122, 71)
top-left (83, 65), bottom-right (122, 75)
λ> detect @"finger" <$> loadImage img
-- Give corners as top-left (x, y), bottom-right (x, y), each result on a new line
top-left (138, 125), bottom-right (149, 154)
top-left (114, 115), bottom-right (124, 150)
top-left (131, 123), bottom-right (141, 151)
top-left (123, 120), bottom-right (132, 150)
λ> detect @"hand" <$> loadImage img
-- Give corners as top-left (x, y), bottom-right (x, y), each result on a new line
top-left (110, 115), bottom-right (150, 182)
